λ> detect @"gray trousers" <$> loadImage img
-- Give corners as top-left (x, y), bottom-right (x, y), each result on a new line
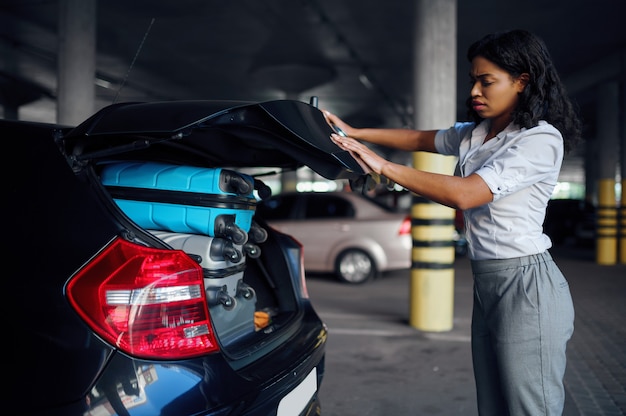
top-left (470, 251), bottom-right (574, 416)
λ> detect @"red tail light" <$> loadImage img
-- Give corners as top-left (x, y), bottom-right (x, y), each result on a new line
top-left (66, 237), bottom-right (219, 359)
top-left (398, 215), bottom-right (411, 235)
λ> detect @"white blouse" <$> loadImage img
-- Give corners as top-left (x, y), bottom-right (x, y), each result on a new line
top-left (435, 119), bottom-right (563, 260)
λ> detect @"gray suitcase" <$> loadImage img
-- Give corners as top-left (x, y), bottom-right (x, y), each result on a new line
top-left (150, 230), bottom-right (258, 344)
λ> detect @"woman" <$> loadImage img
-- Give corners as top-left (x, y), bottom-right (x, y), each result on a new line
top-left (325, 29), bottom-right (581, 416)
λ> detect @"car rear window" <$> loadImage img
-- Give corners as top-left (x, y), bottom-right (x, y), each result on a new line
top-left (303, 195), bottom-right (355, 219)
top-left (256, 194), bottom-right (298, 220)
top-left (257, 193), bottom-right (357, 220)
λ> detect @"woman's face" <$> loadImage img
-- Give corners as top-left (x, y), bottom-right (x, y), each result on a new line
top-left (469, 56), bottom-right (527, 125)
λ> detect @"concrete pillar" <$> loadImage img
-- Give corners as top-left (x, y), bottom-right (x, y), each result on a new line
top-left (0, 20), bottom-right (17, 120)
top-left (281, 91), bottom-right (301, 193)
top-left (1, 97), bottom-right (18, 120)
top-left (409, 0), bottom-right (457, 332)
top-left (595, 81), bottom-right (620, 265)
top-left (57, 0), bottom-right (96, 125)
top-left (585, 137), bottom-right (599, 204)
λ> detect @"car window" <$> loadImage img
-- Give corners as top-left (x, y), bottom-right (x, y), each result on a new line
top-left (256, 194), bottom-right (298, 220)
top-left (303, 195), bottom-right (355, 219)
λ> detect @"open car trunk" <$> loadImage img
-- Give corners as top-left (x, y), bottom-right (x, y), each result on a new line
top-left (59, 98), bottom-right (373, 366)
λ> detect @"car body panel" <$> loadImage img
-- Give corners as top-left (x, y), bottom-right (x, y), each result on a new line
top-left (7, 119), bottom-right (122, 411)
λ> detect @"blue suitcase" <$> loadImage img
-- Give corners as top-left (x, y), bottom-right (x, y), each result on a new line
top-left (101, 162), bottom-right (257, 243)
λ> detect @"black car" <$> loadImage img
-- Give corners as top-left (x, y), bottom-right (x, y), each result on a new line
top-left (5, 99), bottom-right (371, 415)
top-left (544, 198), bottom-right (596, 246)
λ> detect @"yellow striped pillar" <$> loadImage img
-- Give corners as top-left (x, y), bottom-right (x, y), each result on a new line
top-left (410, 0), bottom-right (457, 331)
top-left (594, 82), bottom-right (620, 265)
top-left (596, 178), bottom-right (618, 265)
top-left (619, 178), bottom-right (626, 264)
top-left (409, 153), bottom-right (456, 332)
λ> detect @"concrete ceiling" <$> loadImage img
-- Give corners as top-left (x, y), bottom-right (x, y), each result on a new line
top-left (1, 0), bottom-right (625, 182)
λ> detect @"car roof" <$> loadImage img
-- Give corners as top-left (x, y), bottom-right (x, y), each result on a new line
top-left (268, 191), bottom-right (405, 217)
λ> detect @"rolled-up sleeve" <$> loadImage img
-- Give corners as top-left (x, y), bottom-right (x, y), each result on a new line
top-left (474, 125), bottom-right (563, 201)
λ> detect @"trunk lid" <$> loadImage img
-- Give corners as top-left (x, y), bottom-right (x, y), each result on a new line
top-left (61, 98), bottom-right (369, 182)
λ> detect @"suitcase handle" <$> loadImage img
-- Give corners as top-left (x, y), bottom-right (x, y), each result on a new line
top-left (221, 169), bottom-right (253, 195)
top-left (215, 215), bottom-right (248, 245)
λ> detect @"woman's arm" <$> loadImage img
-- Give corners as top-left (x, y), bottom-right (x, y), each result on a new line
top-left (323, 111), bottom-right (439, 153)
top-left (331, 133), bottom-right (493, 210)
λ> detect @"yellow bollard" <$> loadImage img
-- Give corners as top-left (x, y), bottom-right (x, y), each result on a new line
top-left (409, 266), bottom-right (455, 331)
top-left (409, 153), bottom-right (456, 332)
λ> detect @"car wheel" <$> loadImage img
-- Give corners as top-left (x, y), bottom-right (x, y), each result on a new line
top-left (335, 249), bottom-right (376, 284)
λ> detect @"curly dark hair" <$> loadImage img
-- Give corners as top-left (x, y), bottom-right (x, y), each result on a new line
top-left (465, 29), bottom-right (582, 153)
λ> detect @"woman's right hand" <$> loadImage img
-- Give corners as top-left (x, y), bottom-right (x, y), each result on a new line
top-left (331, 133), bottom-right (387, 176)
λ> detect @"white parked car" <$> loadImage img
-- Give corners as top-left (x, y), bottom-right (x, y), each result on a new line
top-left (257, 191), bottom-right (412, 284)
